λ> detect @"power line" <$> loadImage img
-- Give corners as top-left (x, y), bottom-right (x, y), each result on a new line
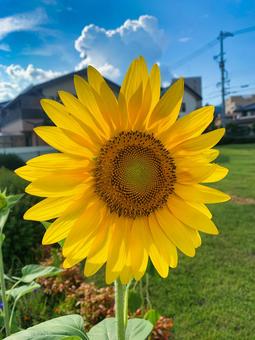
top-left (170, 39), bottom-right (218, 69)
top-left (232, 25), bottom-right (255, 36)
top-left (170, 25), bottom-right (255, 70)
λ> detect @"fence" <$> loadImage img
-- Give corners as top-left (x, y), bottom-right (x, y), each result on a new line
top-left (0, 146), bottom-right (55, 162)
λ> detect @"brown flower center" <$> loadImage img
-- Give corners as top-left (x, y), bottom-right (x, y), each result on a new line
top-left (94, 131), bottom-right (176, 219)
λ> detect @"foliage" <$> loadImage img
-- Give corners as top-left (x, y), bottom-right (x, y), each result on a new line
top-left (36, 258), bottom-right (174, 338)
top-left (225, 122), bottom-right (251, 136)
top-left (5, 314), bottom-right (89, 340)
top-left (0, 168), bottom-right (44, 272)
top-left (0, 154), bottom-right (25, 171)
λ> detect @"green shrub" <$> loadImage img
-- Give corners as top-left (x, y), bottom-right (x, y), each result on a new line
top-left (220, 136), bottom-right (255, 144)
top-left (0, 153), bottom-right (25, 170)
top-left (0, 167), bottom-right (44, 273)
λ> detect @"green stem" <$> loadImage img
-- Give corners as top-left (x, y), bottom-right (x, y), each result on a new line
top-left (145, 273), bottom-right (152, 309)
top-left (123, 280), bottom-right (132, 328)
top-left (115, 279), bottom-right (125, 340)
top-left (0, 237), bottom-right (10, 337)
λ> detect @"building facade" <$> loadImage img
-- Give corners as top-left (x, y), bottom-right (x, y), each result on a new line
top-left (226, 94), bottom-right (255, 119)
top-left (0, 72), bottom-right (202, 147)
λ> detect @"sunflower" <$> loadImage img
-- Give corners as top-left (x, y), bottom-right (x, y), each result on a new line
top-left (16, 57), bottom-right (230, 284)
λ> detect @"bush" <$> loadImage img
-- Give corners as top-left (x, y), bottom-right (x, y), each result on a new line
top-left (0, 153), bottom-right (25, 170)
top-left (220, 136), bottom-right (255, 144)
top-left (0, 167), bottom-right (44, 273)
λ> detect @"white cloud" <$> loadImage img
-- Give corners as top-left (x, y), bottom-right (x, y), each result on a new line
top-left (0, 43), bottom-right (10, 52)
top-left (179, 37), bottom-right (191, 43)
top-left (0, 64), bottom-right (61, 101)
top-left (0, 8), bottom-right (47, 40)
top-left (75, 15), bottom-right (168, 83)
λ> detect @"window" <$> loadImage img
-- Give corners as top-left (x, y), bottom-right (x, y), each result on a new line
top-left (181, 103), bottom-right (186, 112)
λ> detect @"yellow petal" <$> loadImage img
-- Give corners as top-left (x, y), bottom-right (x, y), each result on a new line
top-left (84, 260), bottom-right (104, 277)
top-left (87, 66), bottom-right (120, 130)
top-left (119, 56), bottom-right (149, 103)
top-left (155, 206), bottom-right (195, 257)
top-left (160, 106), bottom-right (214, 147)
top-left (119, 57), bottom-right (149, 129)
top-left (42, 193), bottom-right (94, 244)
top-left (135, 217), bottom-right (169, 278)
top-left (129, 220), bottom-right (148, 275)
top-left (148, 78), bottom-right (184, 130)
top-left (168, 195), bottom-right (219, 235)
top-left (27, 153), bottom-right (89, 170)
top-left (25, 172), bottom-right (90, 197)
top-left (15, 165), bottom-right (53, 181)
top-left (187, 202), bottom-right (212, 219)
top-left (34, 126), bottom-right (94, 158)
top-left (58, 90), bottom-right (107, 139)
top-left (174, 183), bottom-right (231, 203)
top-left (62, 201), bottom-right (106, 257)
top-left (148, 214), bottom-right (177, 268)
top-left (40, 99), bottom-right (87, 136)
top-left (74, 74), bottom-right (111, 133)
top-left (202, 165), bottom-right (229, 183)
top-left (172, 128), bottom-right (225, 155)
top-left (105, 217), bottom-right (129, 284)
top-left (24, 196), bottom-right (73, 221)
top-left (175, 160), bottom-right (217, 184)
top-left (149, 63), bottom-right (160, 113)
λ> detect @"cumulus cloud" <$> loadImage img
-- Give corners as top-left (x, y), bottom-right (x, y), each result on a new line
top-left (75, 15), bottom-right (168, 83)
top-left (0, 8), bottom-right (47, 40)
top-left (0, 64), bottom-right (61, 101)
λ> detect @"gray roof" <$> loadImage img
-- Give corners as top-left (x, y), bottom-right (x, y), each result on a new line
top-left (234, 102), bottom-right (255, 112)
top-left (3, 68), bottom-right (120, 110)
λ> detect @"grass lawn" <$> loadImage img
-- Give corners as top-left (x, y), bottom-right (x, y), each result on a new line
top-left (149, 144), bottom-right (255, 339)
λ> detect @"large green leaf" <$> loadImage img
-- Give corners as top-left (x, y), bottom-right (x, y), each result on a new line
top-left (125, 319), bottom-right (153, 340)
top-left (6, 282), bottom-right (40, 299)
top-left (20, 264), bottom-right (63, 283)
top-left (5, 315), bottom-right (88, 340)
top-left (88, 318), bottom-right (152, 340)
top-left (88, 318), bottom-right (117, 339)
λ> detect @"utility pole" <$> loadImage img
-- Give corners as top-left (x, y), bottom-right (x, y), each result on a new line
top-left (216, 31), bottom-right (233, 127)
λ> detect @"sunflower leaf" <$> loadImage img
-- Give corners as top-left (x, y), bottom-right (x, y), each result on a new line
top-left (20, 264), bottom-right (63, 283)
top-left (5, 314), bottom-right (88, 340)
top-left (87, 318), bottom-right (153, 340)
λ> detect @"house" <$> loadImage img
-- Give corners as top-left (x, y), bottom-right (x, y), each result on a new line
top-left (165, 77), bottom-right (202, 117)
top-left (0, 71), bottom-right (202, 147)
top-left (0, 69), bottom-right (119, 147)
top-left (225, 94), bottom-right (255, 119)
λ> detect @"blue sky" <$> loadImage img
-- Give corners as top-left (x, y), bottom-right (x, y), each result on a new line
top-left (0, 0), bottom-right (255, 104)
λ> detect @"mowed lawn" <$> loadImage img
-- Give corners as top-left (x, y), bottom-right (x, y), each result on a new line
top-left (150, 144), bottom-right (255, 339)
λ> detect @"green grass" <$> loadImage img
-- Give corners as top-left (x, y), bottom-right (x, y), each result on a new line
top-left (149, 144), bottom-right (255, 339)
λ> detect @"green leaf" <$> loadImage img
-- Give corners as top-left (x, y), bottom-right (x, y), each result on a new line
top-left (144, 309), bottom-right (161, 326)
top-left (0, 233), bottom-right (5, 246)
top-left (125, 319), bottom-right (153, 340)
top-left (0, 208), bottom-right (10, 232)
top-left (6, 282), bottom-right (40, 299)
top-left (88, 318), bottom-right (153, 340)
top-left (88, 318), bottom-right (117, 339)
top-left (5, 314), bottom-right (88, 340)
top-left (7, 194), bottom-right (23, 208)
top-left (20, 264), bottom-right (63, 283)
top-left (128, 290), bottom-right (142, 313)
